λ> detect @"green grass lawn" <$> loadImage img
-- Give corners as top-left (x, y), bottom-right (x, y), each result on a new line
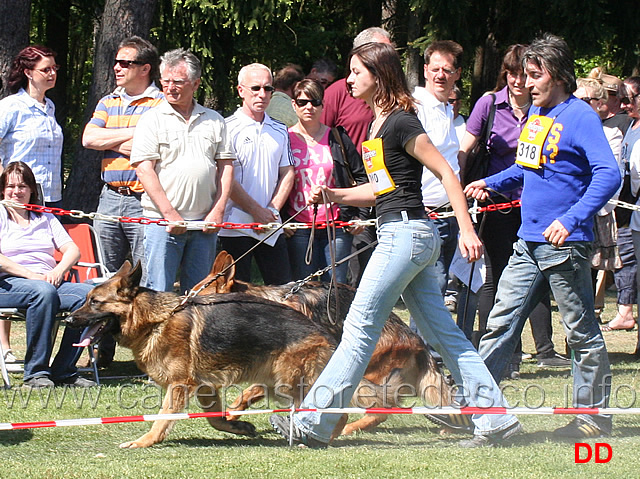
top-left (1, 289), bottom-right (640, 478)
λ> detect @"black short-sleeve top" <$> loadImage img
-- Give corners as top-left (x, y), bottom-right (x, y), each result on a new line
top-left (369, 109), bottom-right (426, 217)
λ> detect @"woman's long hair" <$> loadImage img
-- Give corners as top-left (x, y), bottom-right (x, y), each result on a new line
top-left (348, 42), bottom-right (415, 115)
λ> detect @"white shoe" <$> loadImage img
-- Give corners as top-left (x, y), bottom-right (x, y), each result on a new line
top-left (3, 349), bottom-right (17, 363)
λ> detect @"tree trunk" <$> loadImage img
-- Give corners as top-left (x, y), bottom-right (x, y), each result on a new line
top-left (63, 0), bottom-right (157, 213)
top-left (45, 0), bottom-right (71, 128)
top-left (0, 0), bottom-right (31, 99)
top-left (404, 3), bottom-right (426, 91)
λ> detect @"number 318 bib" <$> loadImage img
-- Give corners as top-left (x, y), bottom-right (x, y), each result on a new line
top-left (516, 115), bottom-right (555, 169)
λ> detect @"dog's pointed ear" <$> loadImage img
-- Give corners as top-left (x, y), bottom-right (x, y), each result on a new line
top-left (220, 251), bottom-right (236, 288)
top-left (206, 251), bottom-right (236, 293)
top-left (114, 260), bottom-right (132, 277)
top-left (117, 260), bottom-right (142, 297)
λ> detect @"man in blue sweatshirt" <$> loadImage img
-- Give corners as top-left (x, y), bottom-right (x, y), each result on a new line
top-left (464, 34), bottom-right (621, 443)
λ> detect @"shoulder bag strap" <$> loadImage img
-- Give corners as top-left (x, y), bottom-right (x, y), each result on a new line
top-left (331, 127), bottom-right (356, 186)
top-left (484, 93), bottom-right (497, 146)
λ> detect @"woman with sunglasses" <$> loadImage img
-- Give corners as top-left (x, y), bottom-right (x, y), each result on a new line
top-left (0, 45), bottom-right (64, 367)
top-left (0, 46), bottom-right (63, 207)
top-left (285, 79), bottom-right (368, 283)
top-left (603, 77), bottom-right (640, 334)
top-left (270, 42), bottom-right (520, 448)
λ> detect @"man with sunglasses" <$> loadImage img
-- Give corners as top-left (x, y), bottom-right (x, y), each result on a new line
top-left (82, 36), bottom-right (164, 367)
top-left (220, 63), bottom-right (295, 285)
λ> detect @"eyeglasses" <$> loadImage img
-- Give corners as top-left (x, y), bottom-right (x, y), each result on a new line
top-left (447, 98), bottom-right (460, 104)
top-left (622, 93), bottom-right (639, 105)
top-left (294, 98), bottom-right (322, 107)
top-left (427, 67), bottom-right (457, 77)
top-left (114, 59), bottom-right (144, 69)
top-left (243, 85), bottom-right (275, 93)
top-left (34, 65), bottom-right (59, 75)
top-left (580, 97), bottom-right (599, 103)
top-left (160, 78), bottom-right (189, 87)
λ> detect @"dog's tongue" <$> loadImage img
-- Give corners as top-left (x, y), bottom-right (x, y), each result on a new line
top-left (73, 323), bottom-right (102, 347)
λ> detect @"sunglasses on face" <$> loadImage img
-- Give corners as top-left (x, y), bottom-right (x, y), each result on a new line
top-left (114, 59), bottom-right (144, 69)
top-left (244, 85), bottom-right (275, 93)
top-left (581, 97), bottom-right (599, 103)
top-left (294, 98), bottom-right (322, 107)
top-left (447, 98), bottom-right (460, 104)
top-left (621, 93), bottom-right (639, 105)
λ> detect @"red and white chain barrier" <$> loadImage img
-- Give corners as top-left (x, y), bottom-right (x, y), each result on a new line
top-left (0, 199), bottom-right (527, 231)
top-left (1, 406), bottom-right (640, 431)
top-left (3, 198), bottom-right (634, 231)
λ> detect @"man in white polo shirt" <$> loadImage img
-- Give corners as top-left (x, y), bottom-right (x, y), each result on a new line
top-left (220, 63), bottom-right (294, 285)
top-left (413, 40), bottom-right (464, 298)
top-left (130, 48), bottom-right (234, 293)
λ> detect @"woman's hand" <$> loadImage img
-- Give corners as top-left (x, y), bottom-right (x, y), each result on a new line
top-left (307, 185), bottom-right (332, 205)
top-left (463, 180), bottom-right (489, 201)
top-left (42, 267), bottom-right (65, 287)
top-left (345, 223), bottom-right (365, 236)
top-left (458, 228), bottom-right (483, 263)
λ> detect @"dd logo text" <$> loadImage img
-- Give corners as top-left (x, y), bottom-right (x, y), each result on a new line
top-left (574, 443), bottom-right (612, 463)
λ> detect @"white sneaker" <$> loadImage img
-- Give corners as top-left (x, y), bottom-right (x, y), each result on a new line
top-left (3, 349), bottom-right (17, 363)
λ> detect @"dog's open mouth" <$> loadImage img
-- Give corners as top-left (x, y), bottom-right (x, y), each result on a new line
top-left (73, 321), bottom-right (109, 348)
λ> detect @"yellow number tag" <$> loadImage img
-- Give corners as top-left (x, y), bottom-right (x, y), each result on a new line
top-left (516, 115), bottom-right (555, 169)
top-left (361, 138), bottom-right (396, 195)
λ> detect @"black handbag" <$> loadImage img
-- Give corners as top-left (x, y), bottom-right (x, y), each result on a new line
top-left (462, 93), bottom-right (496, 186)
top-left (615, 159), bottom-right (637, 228)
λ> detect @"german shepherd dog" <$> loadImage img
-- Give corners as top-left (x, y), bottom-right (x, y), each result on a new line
top-left (67, 261), bottom-right (388, 448)
top-left (193, 251), bottom-right (452, 436)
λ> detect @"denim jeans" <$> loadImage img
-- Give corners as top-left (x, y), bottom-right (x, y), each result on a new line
top-left (143, 224), bottom-right (217, 293)
top-left (478, 239), bottom-right (611, 428)
top-left (287, 228), bottom-right (353, 283)
top-left (614, 226), bottom-right (637, 305)
top-left (0, 278), bottom-right (93, 381)
top-left (292, 216), bottom-right (517, 443)
top-left (94, 185), bottom-right (147, 282)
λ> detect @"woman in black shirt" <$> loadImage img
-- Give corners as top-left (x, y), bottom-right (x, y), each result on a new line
top-left (270, 42), bottom-right (521, 448)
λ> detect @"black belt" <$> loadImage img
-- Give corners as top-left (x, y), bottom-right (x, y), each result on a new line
top-left (377, 209), bottom-right (426, 227)
top-left (107, 184), bottom-right (141, 197)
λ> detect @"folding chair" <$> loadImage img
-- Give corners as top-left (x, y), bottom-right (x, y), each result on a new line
top-left (0, 222), bottom-right (112, 388)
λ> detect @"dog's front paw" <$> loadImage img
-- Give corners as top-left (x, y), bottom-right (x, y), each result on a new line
top-left (119, 440), bottom-right (142, 449)
top-left (119, 433), bottom-right (158, 448)
top-left (233, 420), bottom-right (257, 437)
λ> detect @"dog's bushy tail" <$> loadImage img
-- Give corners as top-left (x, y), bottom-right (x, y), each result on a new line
top-left (415, 349), bottom-right (451, 408)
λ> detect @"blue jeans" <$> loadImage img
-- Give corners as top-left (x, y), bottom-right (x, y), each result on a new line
top-left (287, 228), bottom-right (353, 283)
top-left (0, 278), bottom-right (93, 381)
top-left (143, 224), bottom-right (217, 293)
top-left (292, 216), bottom-right (517, 443)
top-left (94, 186), bottom-right (147, 283)
top-left (478, 239), bottom-right (611, 428)
top-left (614, 226), bottom-right (637, 305)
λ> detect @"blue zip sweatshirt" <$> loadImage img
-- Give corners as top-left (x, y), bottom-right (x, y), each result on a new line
top-left (484, 95), bottom-right (621, 242)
